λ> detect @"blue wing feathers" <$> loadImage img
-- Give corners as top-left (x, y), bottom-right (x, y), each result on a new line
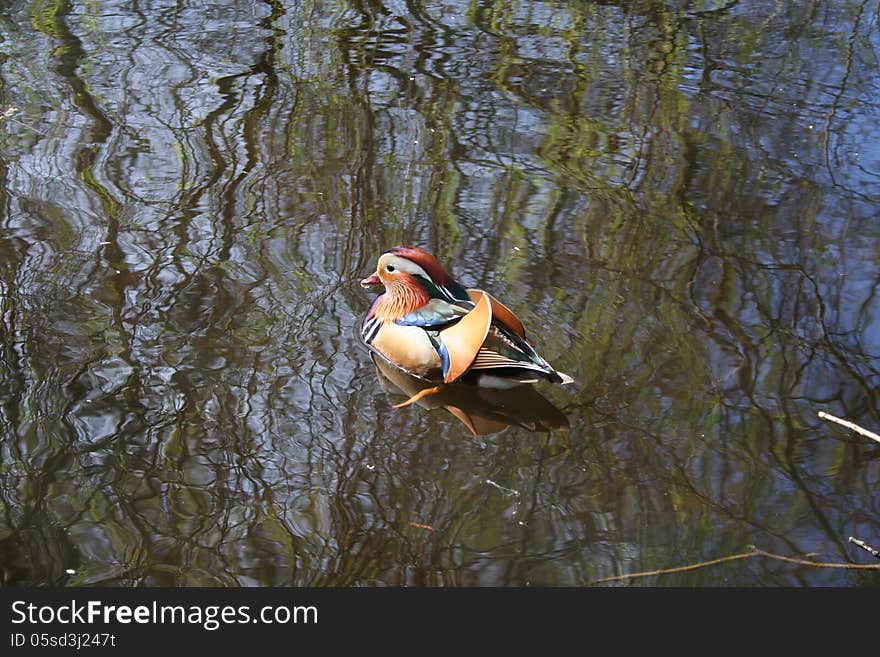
top-left (395, 299), bottom-right (471, 328)
top-left (436, 340), bottom-right (451, 381)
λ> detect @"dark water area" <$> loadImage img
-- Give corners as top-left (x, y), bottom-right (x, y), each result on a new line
top-left (0, 0), bottom-right (878, 587)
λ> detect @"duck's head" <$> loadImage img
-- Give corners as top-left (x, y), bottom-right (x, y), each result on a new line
top-left (360, 245), bottom-right (469, 301)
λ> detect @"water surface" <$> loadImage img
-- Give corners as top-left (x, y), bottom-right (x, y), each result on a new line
top-left (1, 0), bottom-right (879, 586)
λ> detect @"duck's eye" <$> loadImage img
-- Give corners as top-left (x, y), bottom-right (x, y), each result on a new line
top-left (386, 264), bottom-right (396, 272)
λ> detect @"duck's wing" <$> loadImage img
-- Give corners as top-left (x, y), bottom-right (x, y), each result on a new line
top-left (467, 289), bottom-right (526, 339)
top-left (469, 321), bottom-right (573, 385)
top-left (437, 291), bottom-right (492, 383)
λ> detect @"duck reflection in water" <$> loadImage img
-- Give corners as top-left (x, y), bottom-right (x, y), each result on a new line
top-left (360, 245), bottom-right (572, 435)
top-left (369, 351), bottom-right (569, 435)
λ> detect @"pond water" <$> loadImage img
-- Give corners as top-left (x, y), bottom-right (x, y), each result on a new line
top-left (1, 0), bottom-right (879, 586)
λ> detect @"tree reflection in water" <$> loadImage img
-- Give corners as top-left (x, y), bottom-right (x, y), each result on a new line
top-left (0, 0), bottom-right (877, 586)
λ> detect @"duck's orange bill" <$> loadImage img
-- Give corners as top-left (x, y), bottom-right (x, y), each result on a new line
top-left (468, 288), bottom-right (526, 339)
top-left (361, 273), bottom-right (382, 287)
top-left (440, 291), bottom-right (492, 383)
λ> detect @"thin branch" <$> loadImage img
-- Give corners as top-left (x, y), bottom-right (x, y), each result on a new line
top-left (849, 537), bottom-right (880, 561)
top-left (590, 545), bottom-right (880, 585)
top-left (591, 550), bottom-right (756, 584)
top-left (818, 411), bottom-right (880, 445)
top-left (821, 0), bottom-right (869, 190)
top-left (750, 546), bottom-right (880, 570)
top-left (0, 105), bottom-right (50, 138)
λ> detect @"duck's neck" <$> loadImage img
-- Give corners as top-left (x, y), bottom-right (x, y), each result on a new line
top-left (370, 280), bottom-right (430, 323)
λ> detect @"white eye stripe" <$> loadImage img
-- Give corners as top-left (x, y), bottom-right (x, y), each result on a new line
top-left (381, 255), bottom-right (432, 281)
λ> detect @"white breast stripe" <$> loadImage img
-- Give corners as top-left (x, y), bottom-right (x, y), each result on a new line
top-left (361, 317), bottom-right (381, 343)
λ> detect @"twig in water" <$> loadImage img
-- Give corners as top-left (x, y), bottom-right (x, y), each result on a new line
top-left (408, 521), bottom-right (435, 532)
top-left (0, 105), bottom-right (50, 137)
top-left (590, 545), bottom-right (880, 585)
top-left (817, 411), bottom-right (880, 445)
top-left (849, 536), bottom-right (880, 561)
top-left (591, 550), bottom-right (756, 584)
top-left (748, 545), bottom-right (880, 570)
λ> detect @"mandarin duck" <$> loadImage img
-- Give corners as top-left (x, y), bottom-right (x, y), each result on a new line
top-left (360, 245), bottom-right (573, 407)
